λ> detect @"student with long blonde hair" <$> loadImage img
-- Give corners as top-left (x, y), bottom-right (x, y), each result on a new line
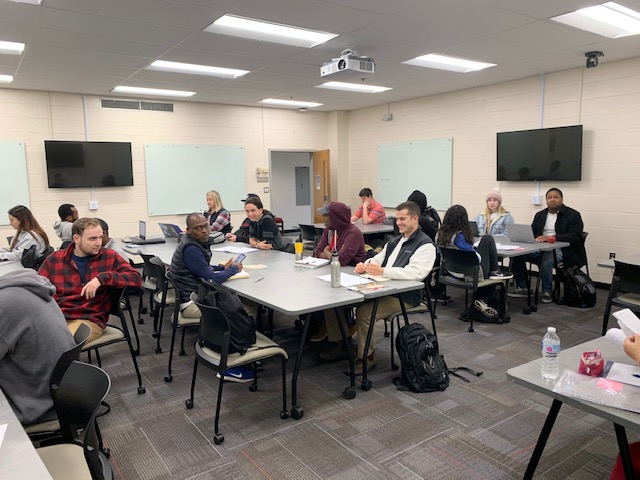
top-left (474, 188), bottom-right (514, 236)
top-left (203, 190), bottom-right (231, 234)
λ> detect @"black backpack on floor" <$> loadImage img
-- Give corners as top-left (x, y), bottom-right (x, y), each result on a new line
top-left (393, 324), bottom-right (450, 393)
top-left (563, 266), bottom-right (597, 308)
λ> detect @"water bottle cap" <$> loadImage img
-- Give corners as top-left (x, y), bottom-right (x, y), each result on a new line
top-left (547, 327), bottom-right (556, 333)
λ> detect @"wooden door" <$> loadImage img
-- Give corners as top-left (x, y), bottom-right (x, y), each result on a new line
top-left (312, 149), bottom-right (330, 223)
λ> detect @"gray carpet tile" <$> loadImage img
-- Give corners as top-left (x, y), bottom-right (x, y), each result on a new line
top-left (90, 287), bottom-right (636, 479)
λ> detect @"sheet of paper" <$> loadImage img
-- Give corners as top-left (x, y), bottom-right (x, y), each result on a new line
top-left (317, 272), bottom-right (372, 287)
top-left (360, 274), bottom-right (390, 282)
top-left (0, 423), bottom-right (6, 448)
top-left (212, 246), bottom-right (258, 254)
top-left (228, 270), bottom-right (250, 280)
top-left (605, 328), bottom-right (626, 347)
top-left (296, 256), bottom-right (330, 267)
top-left (496, 244), bottom-right (520, 251)
top-left (613, 308), bottom-right (640, 337)
top-left (605, 362), bottom-right (640, 387)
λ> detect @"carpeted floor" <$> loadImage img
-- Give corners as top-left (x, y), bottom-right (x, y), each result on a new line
top-left (95, 286), bottom-right (633, 479)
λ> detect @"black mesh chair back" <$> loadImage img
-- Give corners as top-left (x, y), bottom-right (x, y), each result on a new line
top-left (602, 261), bottom-right (640, 335)
top-left (53, 361), bottom-right (112, 480)
top-left (50, 323), bottom-right (91, 392)
top-left (299, 224), bottom-right (319, 250)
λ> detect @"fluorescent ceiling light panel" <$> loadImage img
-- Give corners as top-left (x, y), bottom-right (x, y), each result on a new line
top-left (148, 60), bottom-right (249, 79)
top-left (112, 86), bottom-right (196, 98)
top-left (260, 98), bottom-right (323, 108)
top-left (4, 0), bottom-right (43, 4)
top-left (0, 74), bottom-right (13, 83)
top-left (0, 40), bottom-right (25, 55)
top-left (316, 81), bottom-right (391, 93)
top-left (551, 2), bottom-right (640, 38)
top-left (403, 53), bottom-right (495, 73)
top-left (205, 14), bottom-right (338, 48)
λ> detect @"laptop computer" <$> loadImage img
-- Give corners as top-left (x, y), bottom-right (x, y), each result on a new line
top-left (129, 221), bottom-right (165, 245)
top-left (506, 223), bottom-right (536, 243)
top-left (468, 221), bottom-right (480, 237)
top-left (158, 223), bottom-right (183, 240)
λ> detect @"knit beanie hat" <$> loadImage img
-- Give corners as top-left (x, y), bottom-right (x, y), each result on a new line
top-left (486, 187), bottom-right (502, 203)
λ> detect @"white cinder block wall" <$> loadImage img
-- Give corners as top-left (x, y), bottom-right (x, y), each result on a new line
top-left (2, 56), bottom-right (640, 283)
top-left (347, 57), bottom-right (640, 284)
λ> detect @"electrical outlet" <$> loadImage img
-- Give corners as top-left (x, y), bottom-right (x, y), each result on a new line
top-left (89, 201), bottom-right (98, 210)
top-left (609, 252), bottom-right (616, 259)
top-left (263, 187), bottom-right (269, 193)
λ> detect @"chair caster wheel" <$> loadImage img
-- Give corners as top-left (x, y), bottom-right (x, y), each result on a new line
top-left (137, 318), bottom-right (145, 324)
top-left (468, 326), bottom-right (474, 333)
top-left (384, 331), bottom-right (390, 338)
top-left (213, 434), bottom-right (224, 445)
top-left (344, 387), bottom-right (356, 400)
top-left (249, 384), bottom-right (257, 392)
top-left (280, 411), bottom-right (289, 419)
top-left (155, 347), bottom-right (162, 354)
top-left (133, 349), bottom-right (140, 356)
top-left (291, 406), bottom-right (304, 420)
top-left (361, 380), bottom-right (372, 391)
top-left (185, 399), bottom-right (193, 409)
top-left (164, 375), bottom-right (172, 383)
top-left (179, 349), bottom-right (186, 356)
top-left (137, 386), bottom-right (146, 394)
top-left (101, 447), bottom-right (110, 458)
top-left (392, 364), bottom-right (400, 371)
top-left (152, 332), bottom-right (159, 338)
top-left (140, 307), bottom-right (148, 314)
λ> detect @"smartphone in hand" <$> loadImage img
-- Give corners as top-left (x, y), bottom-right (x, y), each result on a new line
top-left (234, 253), bottom-right (246, 263)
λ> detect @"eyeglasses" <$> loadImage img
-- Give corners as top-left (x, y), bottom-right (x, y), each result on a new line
top-left (189, 224), bottom-right (209, 231)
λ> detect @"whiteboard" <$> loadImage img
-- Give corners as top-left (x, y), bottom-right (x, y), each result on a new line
top-left (377, 138), bottom-right (452, 211)
top-left (145, 144), bottom-right (246, 216)
top-left (0, 141), bottom-right (30, 225)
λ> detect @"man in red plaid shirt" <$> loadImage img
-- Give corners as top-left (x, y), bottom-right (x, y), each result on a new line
top-left (39, 217), bottom-right (142, 342)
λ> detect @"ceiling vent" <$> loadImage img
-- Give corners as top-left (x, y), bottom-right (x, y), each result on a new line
top-left (100, 98), bottom-right (173, 112)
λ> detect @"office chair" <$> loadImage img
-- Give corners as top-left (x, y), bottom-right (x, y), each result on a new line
top-left (36, 361), bottom-right (113, 480)
top-left (602, 261), bottom-right (640, 336)
top-left (436, 248), bottom-right (509, 332)
top-left (185, 293), bottom-right (288, 445)
top-left (83, 288), bottom-right (145, 394)
top-left (26, 324), bottom-right (92, 438)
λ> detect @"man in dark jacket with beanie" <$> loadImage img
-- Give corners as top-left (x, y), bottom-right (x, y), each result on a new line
top-left (407, 190), bottom-right (440, 241)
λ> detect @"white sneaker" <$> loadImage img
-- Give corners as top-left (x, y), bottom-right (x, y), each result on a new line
top-left (474, 300), bottom-right (498, 318)
top-left (489, 270), bottom-right (514, 280)
top-left (541, 292), bottom-right (553, 304)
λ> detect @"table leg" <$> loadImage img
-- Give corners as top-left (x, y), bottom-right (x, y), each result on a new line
top-left (361, 298), bottom-right (380, 391)
top-left (334, 307), bottom-right (356, 400)
top-left (524, 398), bottom-right (562, 480)
top-left (290, 312), bottom-right (312, 420)
top-left (614, 423), bottom-right (635, 480)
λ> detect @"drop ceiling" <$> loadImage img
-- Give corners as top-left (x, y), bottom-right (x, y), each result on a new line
top-left (2, 0), bottom-right (640, 111)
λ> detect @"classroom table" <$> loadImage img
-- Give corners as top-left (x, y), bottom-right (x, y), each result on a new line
top-left (0, 389), bottom-right (53, 479)
top-left (507, 337), bottom-right (638, 480)
top-left (312, 222), bottom-right (394, 236)
top-left (0, 261), bottom-right (24, 277)
top-left (486, 237), bottom-right (570, 314)
top-left (123, 238), bottom-right (423, 417)
top-left (598, 254), bottom-right (640, 270)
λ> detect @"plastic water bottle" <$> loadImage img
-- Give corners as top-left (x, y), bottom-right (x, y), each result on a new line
top-left (330, 249), bottom-right (341, 288)
top-left (541, 327), bottom-right (561, 380)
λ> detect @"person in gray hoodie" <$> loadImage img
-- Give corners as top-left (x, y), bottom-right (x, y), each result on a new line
top-left (0, 269), bottom-right (75, 425)
top-left (53, 203), bottom-right (78, 243)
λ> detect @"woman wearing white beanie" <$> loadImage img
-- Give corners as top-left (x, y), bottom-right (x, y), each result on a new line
top-left (474, 188), bottom-right (514, 235)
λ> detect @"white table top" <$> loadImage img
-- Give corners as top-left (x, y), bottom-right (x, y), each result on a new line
top-left (597, 254), bottom-right (640, 270)
top-left (0, 390), bottom-right (53, 479)
top-left (0, 261), bottom-right (24, 277)
top-left (508, 337), bottom-right (640, 431)
top-left (310, 223), bottom-right (394, 235)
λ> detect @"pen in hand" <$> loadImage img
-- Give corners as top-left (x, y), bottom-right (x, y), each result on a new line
top-left (254, 277), bottom-right (265, 283)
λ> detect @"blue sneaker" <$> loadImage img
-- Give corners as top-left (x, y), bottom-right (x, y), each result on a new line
top-left (218, 367), bottom-right (254, 383)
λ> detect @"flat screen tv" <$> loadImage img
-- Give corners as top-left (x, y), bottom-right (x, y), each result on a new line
top-left (45, 140), bottom-right (134, 188)
top-left (496, 125), bottom-right (582, 181)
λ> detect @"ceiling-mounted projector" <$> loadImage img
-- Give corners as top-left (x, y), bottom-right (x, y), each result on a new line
top-left (320, 48), bottom-right (375, 78)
